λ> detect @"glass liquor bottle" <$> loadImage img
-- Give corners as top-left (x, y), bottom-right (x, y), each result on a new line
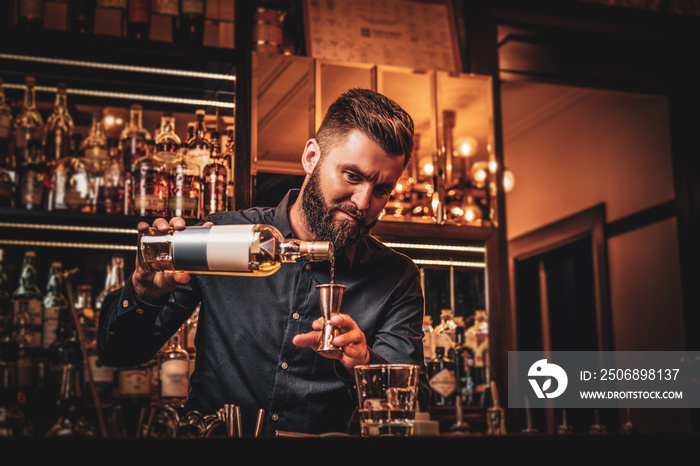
top-left (427, 346), bottom-right (456, 407)
top-left (167, 147), bottom-right (200, 219)
top-left (44, 318), bottom-right (97, 439)
top-left (95, 142), bottom-right (125, 215)
top-left (74, 285), bottom-right (96, 341)
top-left (44, 83), bottom-right (74, 169)
top-left (130, 140), bottom-right (169, 217)
top-left (177, 0), bottom-right (205, 46)
top-left (138, 223), bottom-right (334, 276)
top-left (49, 133), bottom-right (97, 212)
top-left (81, 111), bottom-right (110, 174)
top-left (120, 104), bottom-right (151, 173)
top-left (1, 329), bottom-right (33, 438)
top-left (158, 329), bottom-right (190, 407)
top-left (202, 130), bottom-right (228, 216)
top-left (0, 249), bottom-right (11, 338)
top-left (12, 308), bottom-right (37, 408)
top-left (12, 251), bottom-right (43, 349)
top-left (41, 262), bottom-right (69, 350)
top-left (183, 305), bottom-right (198, 357)
top-left (154, 111), bottom-right (181, 167)
top-left (222, 125), bottom-right (235, 209)
top-left (95, 253), bottom-right (125, 311)
top-left (126, 0), bottom-right (150, 40)
top-left (69, 0), bottom-right (96, 34)
top-left (453, 326), bottom-right (475, 406)
top-left (466, 310), bottom-right (489, 398)
top-left (185, 109), bottom-right (211, 174)
top-left (433, 308), bottom-right (458, 357)
top-left (14, 77), bottom-right (49, 211)
top-left (422, 315), bottom-right (435, 365)
top-left (0, 78), bottom-right (13, 176)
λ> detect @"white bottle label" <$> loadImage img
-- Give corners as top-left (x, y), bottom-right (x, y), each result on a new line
top-left (429, 368), bottom-right (456, 398)
top-left (88, 354), bottom-right (115, 383)
top-left (118, 369), bottom-right (150, 396)
top-left (172, 225), bottom-right (253, 272)
top-left (160, 359), bottom-right (190, 398)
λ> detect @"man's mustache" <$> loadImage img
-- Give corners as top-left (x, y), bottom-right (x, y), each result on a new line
top-left (331, 204), bottom-right (366, 227)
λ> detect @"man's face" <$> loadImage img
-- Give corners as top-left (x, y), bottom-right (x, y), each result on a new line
top-left (300, 131), bottom-right (405, 253)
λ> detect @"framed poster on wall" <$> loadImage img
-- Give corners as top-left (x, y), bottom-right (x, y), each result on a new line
top-left (302, 0), bottom-right (462, 74)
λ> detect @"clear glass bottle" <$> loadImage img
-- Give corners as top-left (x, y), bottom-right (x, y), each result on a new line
top-left (74, 284), bottom-right (96, 341)
top-left (49, 133), bottom-right (97, 212)
top-left (129, 140), bottom-right (169, 217)
top-left (183, 305), bottom-right (199, 356)
top-left (12, 251), bottom-right (43, 349)
top-left (138, 224), bottom-right (334, 276)
top-left (154, 111), bottom-right (181, 167)
top-left (95, 144), bottom-right (125, 215)
top-left (185, 109), bottom-right (210, 174)
top-left (433, 308), bottom-right (457, 356)
top-left (159, 329), bottom-right (190, 406)
top-left (222, 125), bottom-right (235, 209)
top-left (41, 262), bottom-right (69, 350)
top-left (81, 111), bottom-right (109, 173)
top-left (95, 253), bottom-right (125, 311)
top-left (120, 104), bottom-right (151, 173)
top-left (44, 83), bottom-right (74, 168)
top-left (453, 326), bottom-right (475, 406)
top-left (12, 308), bottom-right (36, 399)
top-left (167, 149), bottom-right (200, 219)
top-left (14, 77), bottom-right (48, 211)
top-left (201, 130), bottom-right (227, 216)
top-left (466, 309), bottom-right (489, 396)
top-left (427, 346), bottom-right (456, 407)
top-left (422, 314), bottom-right (434, 365)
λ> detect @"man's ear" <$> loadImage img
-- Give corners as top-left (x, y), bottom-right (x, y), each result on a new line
top-left (301, 139), bottom-right (321, 175)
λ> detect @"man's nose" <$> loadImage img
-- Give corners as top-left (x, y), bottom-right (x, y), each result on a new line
top-left (350, 184), bottom-right (373, 211)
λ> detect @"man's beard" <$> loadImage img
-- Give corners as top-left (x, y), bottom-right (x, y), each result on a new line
top-left (300, 168), bottom-right (377, 254)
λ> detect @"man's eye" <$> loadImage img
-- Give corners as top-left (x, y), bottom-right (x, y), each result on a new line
top-left (345, 172), bottom-right (361, 182)
top-left (374, 186), bottom-right (392, 197)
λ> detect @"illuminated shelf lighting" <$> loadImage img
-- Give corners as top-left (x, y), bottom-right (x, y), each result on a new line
top-left (413, 259), bottom-right (485, 268)
top-left (0, 53), bottom-right (235, 81)
top-left (0, 239), bottom-right (136, 251)
top-left (382, 242), bottom-right (485, 253)
top-left (0, 222), bottom-right (137, 235)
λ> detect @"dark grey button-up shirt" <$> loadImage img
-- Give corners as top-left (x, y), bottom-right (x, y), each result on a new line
top-left (98, 189), bottom-right (428, 436)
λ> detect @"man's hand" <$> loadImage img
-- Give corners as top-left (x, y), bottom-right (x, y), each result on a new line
top-left (132, 217), bottom-right (212, 302)
top-left (292, 313), bottom-right (371, 370)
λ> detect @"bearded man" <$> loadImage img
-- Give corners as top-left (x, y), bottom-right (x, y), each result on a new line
top-left (98, 88), bottom-right (429, 436)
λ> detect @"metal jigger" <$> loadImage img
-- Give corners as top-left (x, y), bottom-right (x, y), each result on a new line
top-left (316, 284), bottom-right (345, 355)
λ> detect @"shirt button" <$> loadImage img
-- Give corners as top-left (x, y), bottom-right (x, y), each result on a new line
top-left (136, 308), bottom-right (144, 314)
top-left (271, 413), bottom-right (279, 421)
top-left (122, 299), bottom-right (129, 308)
top-left (304, 263), bottom-right (311, 271)
top-left (281, 362), bottom-right (289, 369)
top-left (292, 312), bottom-right (300, 320)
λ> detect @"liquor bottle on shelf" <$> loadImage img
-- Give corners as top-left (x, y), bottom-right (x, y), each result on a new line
top-left (49, 133), bottom-right (97, 213)
top-left (167, 145), bottom-right (200, 219)
top-left (17, 0), bottom-right (45, 29)
top-left (422, 315), bottom-right (434, 365)
top-left (44, 318), bottom-right (97, 439)
top-left (183, 305), bottom-right (198, 358)
top-left (1, 328), bottom-right (33, 438)
top-left (69, 0), bottom-right (96, 34)
top-left (120, 104), bottom-right (151, 173)
top-left (44, 83), bottom-right (74, 169)
top-left (12, 251), bottom-right (43, 349)
top-left (41, 262), bottom-right (69, 350)
top-left (126, 0), bottom-right (150, 40)
top-left (129, 140), bottom-right (169, 217)
top-left (433, 308), bottom-right (457, 357)
top-left (154, 111), bottom-right (181, 167)
top-left (116, 361), bottom-right (153, 437)
top-left (0, 78), bottom-right (12, 174)
top-left (138, 224), bottom-right (334, 276)
top-left (159, 329), bottom-right (190, 407)
top-left (95, 142), bottom-right (125, 215)
top-left (74, 284), bottom-right (96, 341)
top-left (12, 308), bottom-right (37, 410)
top-left (222, 125), bottom-right (235, 209)
top-left (95, 253), bottom-right (125, 311)
top-left (81, 111), bottom-right (109, 174)
top-left (202, 130), bottom-right (228, 216)
top-left (185, 109), bottom-right (211, 174)
top-left (466, 309), bottom-right (489, 400)
top-left (84, 332), bottom-right (115, 408)
top-left (0, 249), bottom-right (11, 338)
top-left (427, 346), bottom-right (456, 407)
top-left (177, 0), bottom-right (205, 46)
top-left (452, 326), bottom-right (475, 406)
top-left (14, 77), bottom-right (48, 211)
top-left (45, 305), bottom-right (75, 419)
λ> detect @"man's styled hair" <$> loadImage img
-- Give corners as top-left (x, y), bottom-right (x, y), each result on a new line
top-left (314, 88), bottom-right (415, 167)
